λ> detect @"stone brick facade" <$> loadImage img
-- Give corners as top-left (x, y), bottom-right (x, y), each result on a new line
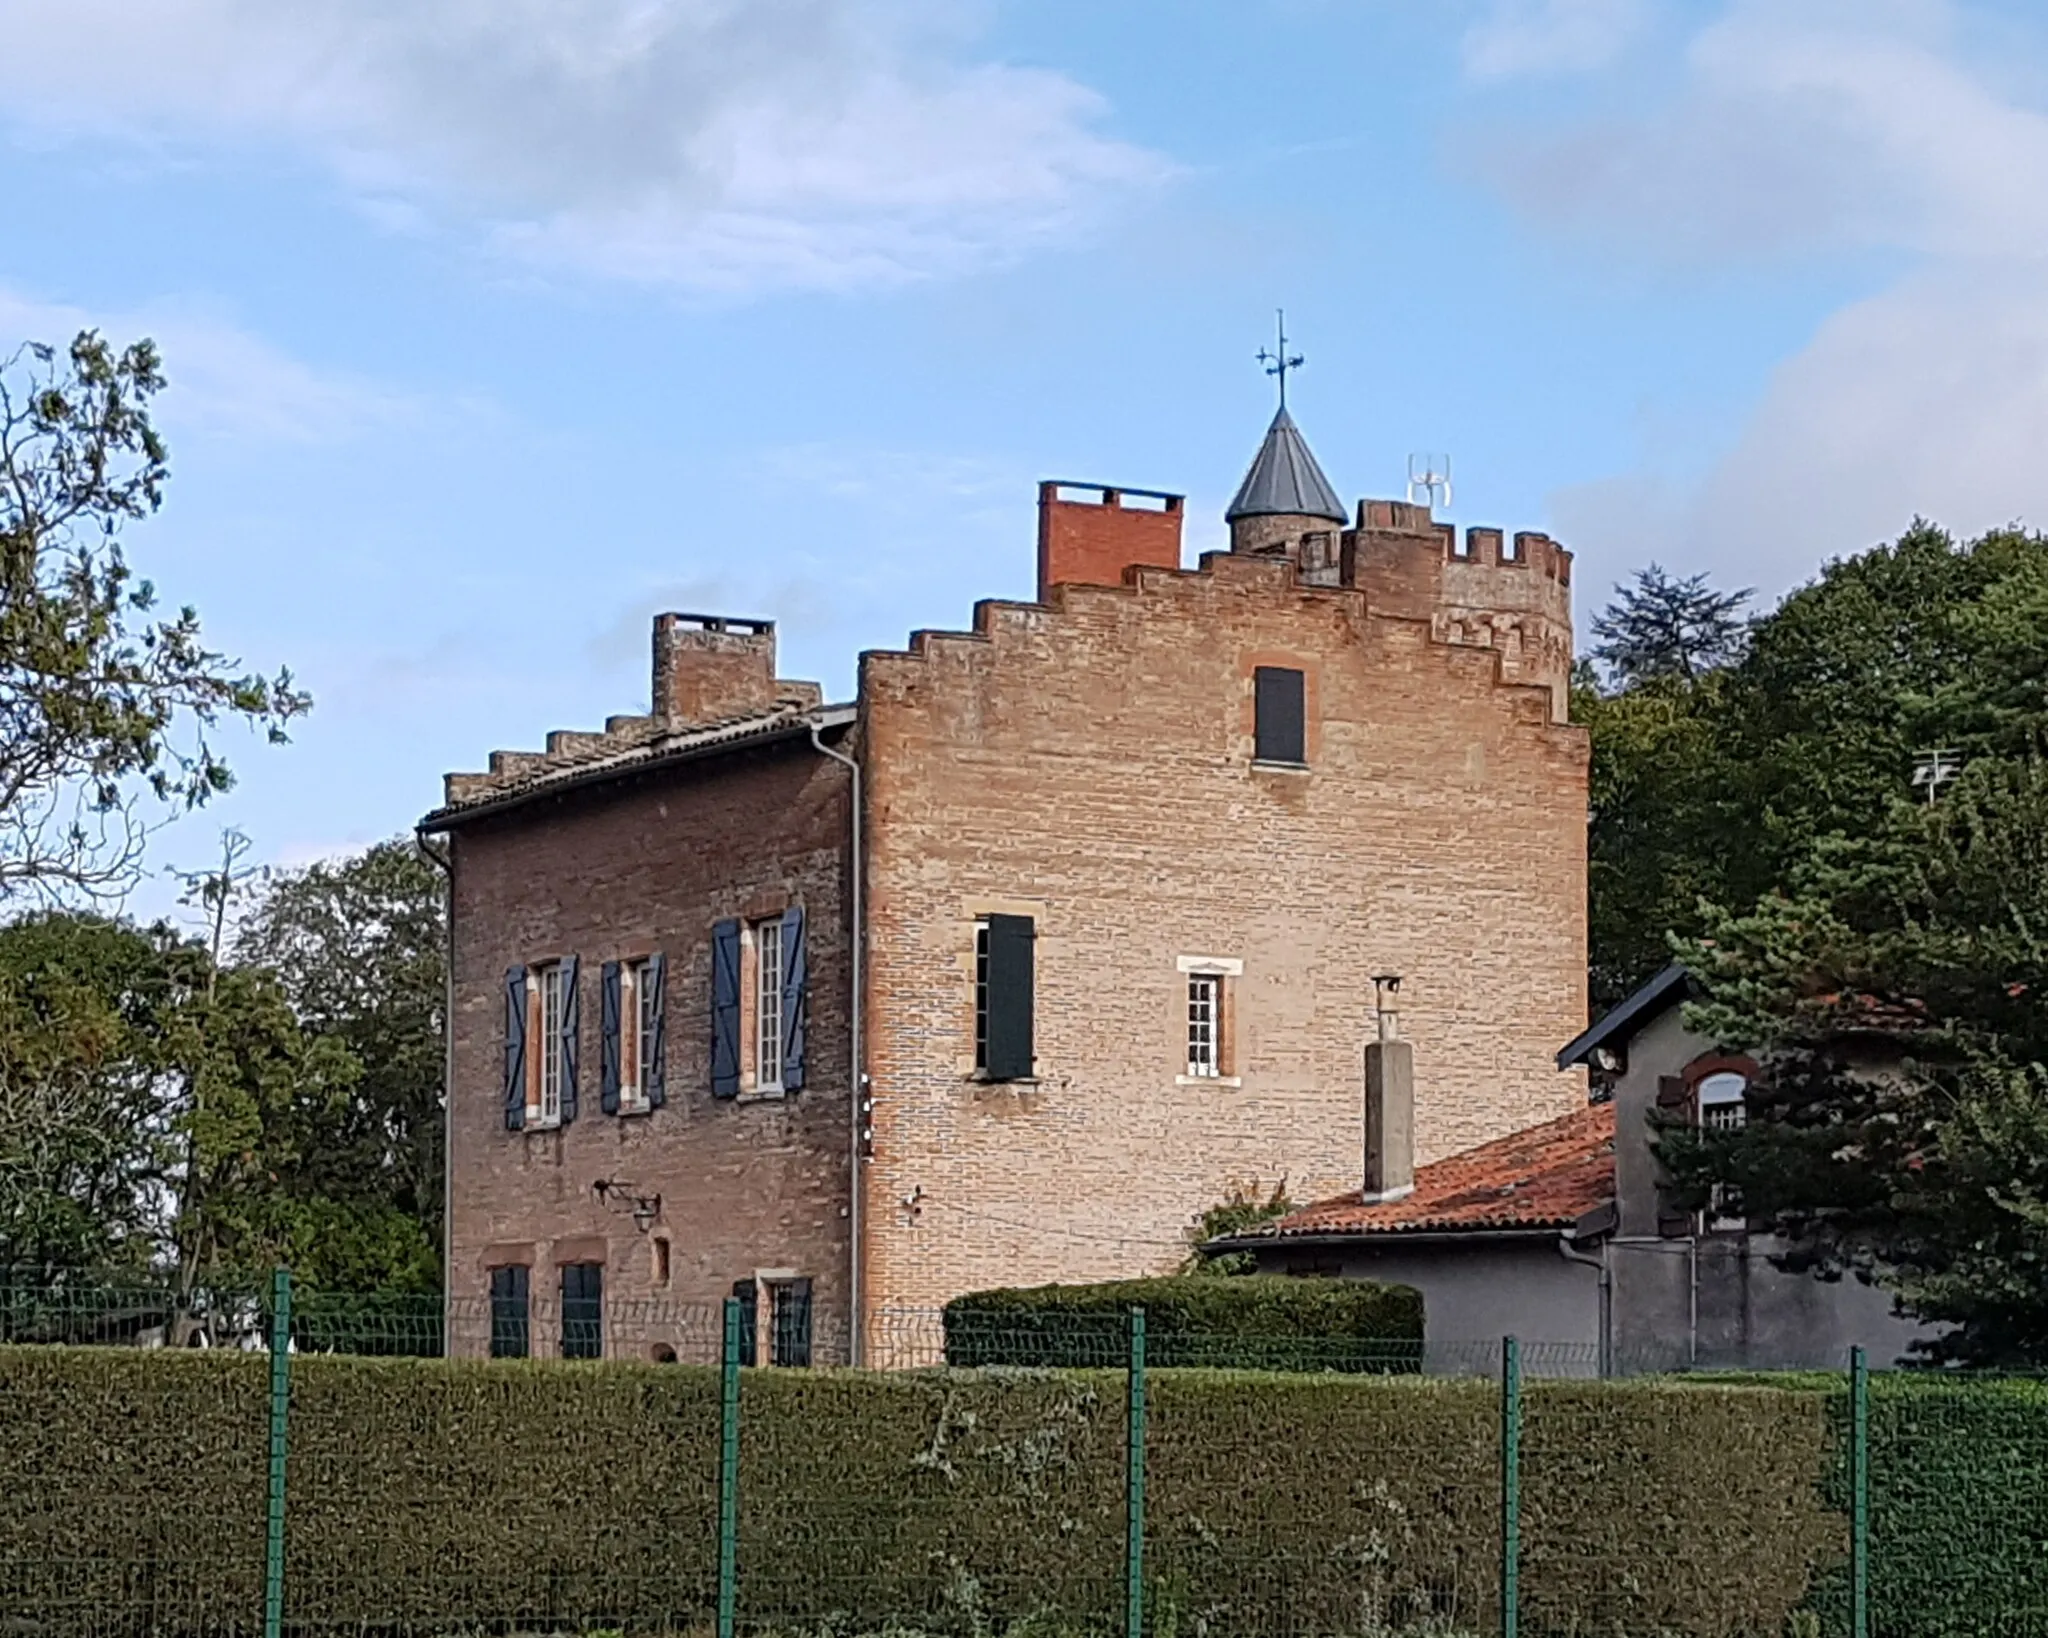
top-left (857, 530), bottom-right (1586, 1322)
top-left (434, 649), bottom-right (854, 1360)
top-left (428, 423), bottom-right (1588, 1363)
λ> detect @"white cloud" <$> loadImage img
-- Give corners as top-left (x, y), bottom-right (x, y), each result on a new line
top-left (1475, 0), bottom-right (2048, 594)
top-left (1463, 0), bottom-right (1648, 81)
top-left (0, 0), bottom-right (1169, 294)
top-left (1480, 0), bottom-right (2048, 261)
top-left (0, 286), bottom-right (419, 445)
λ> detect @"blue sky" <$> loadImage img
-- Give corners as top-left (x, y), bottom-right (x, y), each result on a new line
top-left (4, 0), bottom-right (2048, 910)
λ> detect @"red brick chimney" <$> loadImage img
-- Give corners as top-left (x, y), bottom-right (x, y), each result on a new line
top-left (652, 614), bottom-right (786, 727)
top-left (1036, 481), bottom-right (1184, 601)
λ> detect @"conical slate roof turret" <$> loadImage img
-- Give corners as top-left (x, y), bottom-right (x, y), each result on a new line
top-left (1224, 407), bottom-right (1347, 524)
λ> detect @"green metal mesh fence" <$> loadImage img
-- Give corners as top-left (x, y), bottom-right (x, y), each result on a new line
top-left (3, 1271), bottom-right (2047, 1638)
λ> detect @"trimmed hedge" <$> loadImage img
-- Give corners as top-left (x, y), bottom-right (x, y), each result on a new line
top-left (1807, 1374), bottom-right (2048, 1638)
top-left (0, 1344), bottom-right (1870, 1638)
top-left (942, 1276), bottom-right (1425, 1371)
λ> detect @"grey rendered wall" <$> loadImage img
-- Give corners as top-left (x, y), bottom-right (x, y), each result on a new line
top-left (1252, 1239), bottom-right (1601, 1377)
top-left (1607, 1006), bottom-right (1938, 1369)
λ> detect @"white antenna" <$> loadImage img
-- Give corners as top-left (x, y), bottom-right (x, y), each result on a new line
top-left (1911, 748), bottom-right (1962, 804)
top-left (1407, 453), bottom-right (1452, 510)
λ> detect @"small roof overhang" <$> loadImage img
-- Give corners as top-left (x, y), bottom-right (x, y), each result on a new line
top-left (1556, 961), bottom-right (1691, 1070)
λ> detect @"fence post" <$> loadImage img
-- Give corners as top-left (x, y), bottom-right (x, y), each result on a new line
top-left (719, 1296), bottom-right (742, 1638)
top-left (1126, 1306), bottom-right (1147, 1638)
top-left (263, 1267), bottom-right (293, 1638)
top-left (1851, 1344), bottom-right (1869, 1638)
top-left (1500, 1335), bottom-right (1521, 1638)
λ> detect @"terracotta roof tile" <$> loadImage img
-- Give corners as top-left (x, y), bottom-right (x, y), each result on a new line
top-left (1261, 1101), bottom-right (1615, 1238)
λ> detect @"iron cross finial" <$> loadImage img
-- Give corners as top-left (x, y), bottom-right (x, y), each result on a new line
top-left (1256, 308), bottom-right (1304, 409)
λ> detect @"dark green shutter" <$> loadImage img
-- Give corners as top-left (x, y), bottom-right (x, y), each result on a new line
top-left (600, 961), bottom-right (622, 1115)
top-left (983, 914), bottom-right (1035, 1081)
top-left (1655, 1075), bottom-right (1696, 1238)
top-left (780, 904), bottom-right (806, 1092)
top-left (489, 1265), bottom-right (529, 1358)
top-left (772, 1278), bottom-right (814, 1368)
top-left (731, 1278), bottom-right (758, 1365)
top-left (711, 920), bottom-right (741, 1098)
top-left (1254, 666), bottom-right (1306, 763)
top-left (502, 966), bottom-right (527, 1131)
top-left (560, 955), bottom-right (581, 1124)
top-left (561, 1263), bottom-right (603, 1359)
top-left (646, 953), bottom-right (668, 1109)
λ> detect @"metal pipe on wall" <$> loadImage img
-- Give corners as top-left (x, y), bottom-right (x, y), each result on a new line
top-left (1555, 1235), bottom-right (1612, 1378)
top-left (416, 829), bottom-right (455, 1326)
top-left (809, 720), bottom-right (865, 1366)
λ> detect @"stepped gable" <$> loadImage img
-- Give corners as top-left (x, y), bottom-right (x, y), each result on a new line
top-left (859, 542), bottom-right (1569, 733)
top-left (430, 612), bottom-right (827, 822)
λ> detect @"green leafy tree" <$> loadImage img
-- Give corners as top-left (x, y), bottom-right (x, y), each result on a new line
top-left (234, 837), bottom-right (446, 1288)
top-left (0, 911), bottom-right (179, 1274)
top-left (0, 332), bottom-right (306, 900)
top-left (1182, 1180), bottom-right (1291, 1275)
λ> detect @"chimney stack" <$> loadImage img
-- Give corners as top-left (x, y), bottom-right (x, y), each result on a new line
top-left (1036, 481), bottom-right (1184, 601)
top-left (1363, 975), bottom-right (1414, 1203)
top-left (651, 613), bottom-right (805, 728)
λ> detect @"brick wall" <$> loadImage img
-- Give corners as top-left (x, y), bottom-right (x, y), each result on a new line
top-left (857, 551), bottom-right (1588, 1318)
top-left (1036, 482), bottom-right (1185, 600)
top-left (445, 740), bottom-right (853, 1359)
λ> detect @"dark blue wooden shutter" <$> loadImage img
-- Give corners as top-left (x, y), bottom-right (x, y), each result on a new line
top-left (600, 961), bottom-right (622, 1115)
top-left (502, 966), bottom-right (527, 1131)
top-left (711, 919), bottom-right (741, 1099)
top-left (780, 904), bottom-right (806, 1092)
top-left (772, 1279), bottom-right (813, 1368)
top-left (646, 952), bottom-right (668, 1109)
top-left (983, 914), bottom-right (1035, 1081)
top-left (561, 1263), bottom-right (602, 1359)
top-left (560, 955), bottom-right (581, 1124)
top-left (1254, 666), bottom-right (1306, 763)
top-left (489, 1265), bottom-right (530, 1358)
top-left (731, 1278), bottom-right (758, 1365)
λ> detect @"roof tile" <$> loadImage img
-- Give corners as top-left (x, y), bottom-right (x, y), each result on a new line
top-left (1263, 1101), bottom-right (1615, 1238)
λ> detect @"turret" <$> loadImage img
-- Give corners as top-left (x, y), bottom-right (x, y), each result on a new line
top-left (1224, 407), bottom-right (1348, 573)
top-left (1346, 500), bottom-right (1575, 721)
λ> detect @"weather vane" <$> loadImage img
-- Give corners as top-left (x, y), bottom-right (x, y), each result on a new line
top-left (1256, 308), bottom-right (1304, 410)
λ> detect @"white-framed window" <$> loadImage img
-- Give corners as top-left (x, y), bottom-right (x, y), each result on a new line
top-left (754, 917), bottom-right (784, 1091)
top-left (1175, 955), bottom-right (1242, 1084)
top-left (617, 957), bottom-right (658, 1111)
top-left (973, 921), bottom-right (990, 1071)
top-left (1698, 1071), bottom-right (1747, 1130)
top-left (635, 958), bottom-right (658, 1097)
top-left (1698, 1071), bottom-right (1748, 1226)
top-left (1187, 973), bottom-right (1221, 1077)
top-left (536, 962), bottom-right (566, 1125)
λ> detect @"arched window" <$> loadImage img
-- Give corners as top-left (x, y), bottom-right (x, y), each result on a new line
top-left (1696, 1070), bottom-right (1747, 1131)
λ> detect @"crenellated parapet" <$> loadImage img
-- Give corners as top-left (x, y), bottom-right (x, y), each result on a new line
top-left (1346, 500), bottom-right (1574, 722)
